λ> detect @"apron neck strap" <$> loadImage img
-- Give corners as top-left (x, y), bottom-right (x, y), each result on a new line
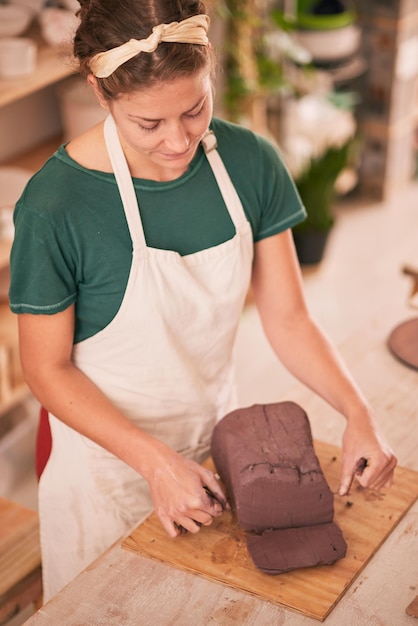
top-left (104, 117), bottom-right (248, 252)
top-left (104, 114), bottom-right (147, 250)
top-left (201, 130), bottom-right (247, 231)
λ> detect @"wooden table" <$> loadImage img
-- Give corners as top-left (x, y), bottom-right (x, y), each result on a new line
top-left (0, 498), bottom-right (42, 624)
top-left (23, 310), bottom-right (418, 625)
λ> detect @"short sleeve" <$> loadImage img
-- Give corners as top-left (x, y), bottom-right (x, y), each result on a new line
top-left (251, 133), bottom-right (306, 242)
top-left (9, 191), bottom-right (78, 315)
top-left (212, 119), bottom-right (306, 243)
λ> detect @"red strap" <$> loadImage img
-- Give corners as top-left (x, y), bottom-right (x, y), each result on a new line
top-left (35, 406), bottom-right (52, 481)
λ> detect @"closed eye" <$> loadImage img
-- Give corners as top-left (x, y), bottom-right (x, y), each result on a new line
top-left (185, 102), bottom-right (206, 119)
top-left (135, 97), bottom-right (207, 133)
top-left (139, 122), bottom-right (160, 133)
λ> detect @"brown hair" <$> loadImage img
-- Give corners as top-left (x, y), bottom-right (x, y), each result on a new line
top-left (73, 0), bottom-right (212, 100)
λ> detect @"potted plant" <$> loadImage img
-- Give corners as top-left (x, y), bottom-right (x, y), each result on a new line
top-left (278, 92), bottom-right (358, 264)
top-left (272, 0), bottom-right (361, 68)
top-left (220, 0), bottom-right (286, 130)
top-left (219, 1), bottom-right (358, 264)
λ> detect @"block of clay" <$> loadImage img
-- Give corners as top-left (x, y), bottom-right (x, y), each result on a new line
top-left (211, 402), bottom-right (335, 531)
top-left (246, 522), bottom-right (347, 574)
top-left (211, 402), bottom-right (347, 573)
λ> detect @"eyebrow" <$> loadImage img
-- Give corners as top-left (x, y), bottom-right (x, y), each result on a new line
top-left (129, 95), bottom-right (206, 123)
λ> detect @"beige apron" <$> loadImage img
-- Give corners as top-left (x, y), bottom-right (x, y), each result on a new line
top-left (38, 115), bottom-right (253, 601)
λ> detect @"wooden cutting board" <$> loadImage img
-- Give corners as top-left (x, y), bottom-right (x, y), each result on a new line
top-left (122, 441), bottom-right (418, 622)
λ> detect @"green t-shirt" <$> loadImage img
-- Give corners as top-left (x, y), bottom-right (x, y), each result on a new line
top-left (9, 117), bottom-right (306, 342)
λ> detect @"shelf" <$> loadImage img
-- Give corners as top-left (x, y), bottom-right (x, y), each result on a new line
top-left (0, 383), bottom-right (30, 419)
top-left (0, 37), bottom-right (69, 418)
top-left (0, 135), bottom-right (64, 274)
top-left (0, 302), bottom-right (29, 417)
top-left (0, 136), bottom-right (64, 417)
top-left (5, 134), bottom-right (63, 172)
top-left (0, 44), bottom-right (75, 108)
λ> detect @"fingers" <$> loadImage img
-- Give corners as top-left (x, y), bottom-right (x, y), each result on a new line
top-left (339, 450), bottom-right (397, 496)
top-left (357, 453), bottom-right (397, 491)
top-left (160, 515), bottom-right (181, 538)
top-left (157, 493), bottom-right (217, 538)
top-left (200, 468), bottom-right (230, 512)
top-left (202, 484), bottom-right (231, 514)
top-left (149, 454), bottom-right (230, 539)
top-left (173, 520), bottom-right (199, 535)
top-left (338, 457), bottom-right (368, 496)
top-left (338, 473), bottom-right (356, 497)
top-left (164, 509), bottom-right (215, 538)
top-left (158, 471), bottom-right (229, 538)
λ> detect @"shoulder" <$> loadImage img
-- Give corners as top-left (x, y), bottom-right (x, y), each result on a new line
top-left (209, 118), bottom-right (305, 239)
top-left (210, 117), bottom-right (287, 172)
top-left (209, 117), bottom-right (293, 190)
top-left (211, 117), bottom-right (262, 150)
top-left (65, 122), bottom-right (113, 172)
top-left (18, 132), bottom-right (116, 220)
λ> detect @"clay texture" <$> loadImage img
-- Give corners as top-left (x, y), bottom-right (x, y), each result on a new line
top-left (246, 522), bottom-right (347, 574)
top-left (211, 402), bottom-right (347, 573)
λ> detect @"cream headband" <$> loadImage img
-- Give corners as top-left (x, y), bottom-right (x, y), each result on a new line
top-left (90, 14), bottom-right (210, 78)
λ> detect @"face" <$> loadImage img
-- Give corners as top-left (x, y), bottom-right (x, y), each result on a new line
top-left (91, 70), bottom-right (213, 182)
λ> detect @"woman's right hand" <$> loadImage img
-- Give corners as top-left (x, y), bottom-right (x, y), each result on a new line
top-left (145, 446), bottom-right (229, 538)
top-left (17, 308), bottom-right (227, 539)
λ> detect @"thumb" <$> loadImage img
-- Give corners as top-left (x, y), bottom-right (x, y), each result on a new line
top-left (338, 471), bottom-right (353, 497)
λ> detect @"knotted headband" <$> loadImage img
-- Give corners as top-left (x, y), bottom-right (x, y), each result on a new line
top-left (90, 14), bottom-right (210, 78)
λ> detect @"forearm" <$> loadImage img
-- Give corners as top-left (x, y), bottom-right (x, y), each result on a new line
top-left (251, 231), bottom-right (396, 493)
top-left (263, 312), bottom-right (398, 492)
top-left (263, 311), bottom-right (372, 423)
top-left (22, 360), bottom-right (168, 482)
top-left (251, 232), bottom-right (370, 423)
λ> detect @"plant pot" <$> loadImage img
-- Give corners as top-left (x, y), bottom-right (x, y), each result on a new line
top-left (292, 229), bottom-right (331, 265)
top-left (294, 24), bottom-right (361, 65)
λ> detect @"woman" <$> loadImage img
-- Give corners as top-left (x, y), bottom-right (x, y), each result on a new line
top-left (9, 0), bottom-right (396, 601)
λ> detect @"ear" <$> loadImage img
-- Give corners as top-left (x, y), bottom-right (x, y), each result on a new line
top-left (87, 74), bottom-right (109, 109)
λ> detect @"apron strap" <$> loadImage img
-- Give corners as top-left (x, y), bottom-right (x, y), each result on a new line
top-left (104, 115), bottom-right (147, 250)
top-left (201, 130), bottom-right (248, 231)
top-left (104, 116), bottom-right (248, 251)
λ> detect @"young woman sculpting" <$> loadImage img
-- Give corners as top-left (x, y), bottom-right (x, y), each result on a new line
top-left (9, 0), bottom-right (396, 600)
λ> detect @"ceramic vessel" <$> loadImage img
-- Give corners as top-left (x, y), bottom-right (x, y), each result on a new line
top-left (294, 24), bottom-right (361, 63)
top-left (0, 37), bottom-right (37, 78)
top-left (0, 4), bottom-right (34, 38)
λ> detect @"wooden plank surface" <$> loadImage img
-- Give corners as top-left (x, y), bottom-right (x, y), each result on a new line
top-left (123, 445), bottom-right (418, 622)
top-left (0, 498), bottom-right (41, 597)
top-left (0, 567), bottom-right (42, 624)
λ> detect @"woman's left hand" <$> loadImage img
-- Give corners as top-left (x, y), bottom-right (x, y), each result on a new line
top-left (250, 231), bottom-right (398, 497)
top-left (338, 414), bottom-right (397, 496)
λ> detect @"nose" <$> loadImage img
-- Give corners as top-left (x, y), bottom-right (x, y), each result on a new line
top-left (164, 123), bottom-right (190, 153)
